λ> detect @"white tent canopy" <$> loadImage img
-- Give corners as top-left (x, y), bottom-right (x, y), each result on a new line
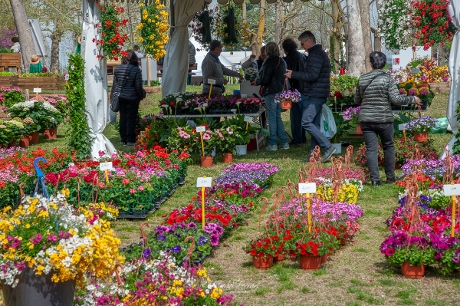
top-left (445, 2), bottom-right (459, 155)
top-left (82, 0), bottom-right (116, 159)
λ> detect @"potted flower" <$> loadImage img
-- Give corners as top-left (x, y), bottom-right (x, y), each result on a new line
top-left (380, 230), bottom-right (436, 278)
top-left (397, 80), bottom-right (435, 110)
top-left (274, 88), bottom-right (301, 110)
top-left (214, 126), bottom-right (238, 163)
top-left (342, 106), bottom-right (361, 134)
top-left (243, 236), bottom-right (276, 269)
top-left (192, 124), bottom-right (216, 167)
top-left (0, 191), bottom-right (121, 303)
top-left (405, 116), bottom-right (437, 143)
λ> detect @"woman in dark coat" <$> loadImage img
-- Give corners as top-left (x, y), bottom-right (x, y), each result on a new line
top-left (111, 50), bottom-right (145, 146)
top-left (282, 38), bottom-right (306, 145)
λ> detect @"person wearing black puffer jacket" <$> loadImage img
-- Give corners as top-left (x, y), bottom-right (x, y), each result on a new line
top-left (285, 31), bottom-right (335, 162)
top-left (355, 52), bottom-right (421, 186)
top-left (111, 50), bottom-right (145, 146)
top-left (252, 42), bottom-right (288, 151)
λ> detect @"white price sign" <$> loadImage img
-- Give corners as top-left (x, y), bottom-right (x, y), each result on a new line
top-left (207, 79), bottom-right (216, 85)
top-left (398, 124), bottom-right (407, 131)
top-left (298, 183), bottom-right (317, 194)
top-left (196, 126), bottom-right (206, 133)
top-left (99, 162), bottom-right (113, 171)
top-left (443, 184), bottom-right (460, 196)
top-left (197, 177), bottom-right (212, 187)
top-left (241, 94), bottom-right (247, 98)
top-left (33, 88), bottom-right (42, 93)
top-left (64, 74), bottom-right (69, 81)
top-left (244, 116), bottom-right (253, 123)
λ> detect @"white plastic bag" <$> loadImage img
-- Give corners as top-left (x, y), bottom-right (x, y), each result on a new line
top-left (321, 104), bottom-right (337, 139)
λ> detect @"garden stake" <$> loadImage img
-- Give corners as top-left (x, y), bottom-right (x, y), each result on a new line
top-left (139, 222), bottom-right (150, 248)
top-left (114, 263), bottom-right (124, 286)
top-left (200, 132), bottom-right (205, 156)
top-left (403, 129), bottom-right (407, 141)
top-left (451, 183), bottom-right (456, 237)
top-left (183, 236), bottom-right (196, 269)
top-left (105, 169), bottom-right (109, 184)
top-left (201, 178), bottom-right (206, 229)
top-left (208, 84), bottom-right (213, 99)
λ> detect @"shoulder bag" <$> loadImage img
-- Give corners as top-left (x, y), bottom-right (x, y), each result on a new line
top-left (110, 66), bottom-right (135, 112)
top-left (259, 57), bottom-right (281, 97)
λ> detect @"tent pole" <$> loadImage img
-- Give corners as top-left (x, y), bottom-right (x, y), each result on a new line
top-left (169, 0), bottom-right (175, 37)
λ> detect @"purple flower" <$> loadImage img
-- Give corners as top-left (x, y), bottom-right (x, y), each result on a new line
top-left (210, 234), bottom-right (219, 247)
top-left (171, 245), bottom-right (181, 253)
top-left (198, 235), bottom-right (208, 245)
top-left (157, 235), bottom-right (166, 241)
top-left (142, 248), bottom-right (152, 258)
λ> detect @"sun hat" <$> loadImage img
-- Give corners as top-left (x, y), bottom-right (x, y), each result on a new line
top-left (31, 54), bottom-right (40, 63)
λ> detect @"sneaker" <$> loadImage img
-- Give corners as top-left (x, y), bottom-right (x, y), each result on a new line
top-left (266, 144), bottom-right (277, 151)
top-left (280, 143), bottom-right (290, 150)
top-left (126, 142), bottom-right (135, 147)
top-left (321, 146), bottom-right (337, 163)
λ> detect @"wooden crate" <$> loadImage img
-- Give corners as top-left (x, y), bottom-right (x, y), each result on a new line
top-left (0, 53), bottom-right (21, 75)
top-left (0, 76), bottom-right (18, 87)
top-left (18, 76), bottom-right (65, 90)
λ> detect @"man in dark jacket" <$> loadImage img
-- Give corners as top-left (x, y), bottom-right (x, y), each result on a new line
top-left (285, 31), bottom-right (335, 162)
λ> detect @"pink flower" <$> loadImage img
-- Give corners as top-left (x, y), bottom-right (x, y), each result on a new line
top-left (138, 185), bottom-right (145, 191)
top-left (203, 133), bottom-right (211, 140)
top-left (98, 150), bottom-right (105, 157)
top-left (122, 179), bottom-right (130, 185)
top-left (130, 188), bottom-right (136, 194)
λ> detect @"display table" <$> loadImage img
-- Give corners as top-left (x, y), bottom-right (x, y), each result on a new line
top-left (161, 107), bottom-right (267, 151)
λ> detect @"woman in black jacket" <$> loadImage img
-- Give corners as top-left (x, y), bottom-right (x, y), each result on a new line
top-left (282, 38), bottom-right (306, 146)
top-left (252, 42), bottom-right (288, 151)
top-left (111, 50), bottom-right (145, 146)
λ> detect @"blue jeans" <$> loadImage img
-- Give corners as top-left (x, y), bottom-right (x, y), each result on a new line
top-left (300, 95), bottom-right (331, 152)
top-left (264, 93), bottom-right (287, 146)
top-left (290, 101), bottom-right (306, 144)
top-left (361, 122), bottom-right (395, 182)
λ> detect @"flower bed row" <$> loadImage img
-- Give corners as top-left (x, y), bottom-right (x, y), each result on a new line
top-left (75, 162), bottom-right (278, 305)
top-left (0, 147), bottom-right (189, 218)
top-left (381, 155), bottom-right (460, 278)
top-left (244, 158), bottom-right (365, 270)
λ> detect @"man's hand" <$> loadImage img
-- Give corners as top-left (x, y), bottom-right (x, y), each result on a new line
top-left (414, 96), bottom-right (422, 105)
top-left (285, 69), bottom-right (292, 79)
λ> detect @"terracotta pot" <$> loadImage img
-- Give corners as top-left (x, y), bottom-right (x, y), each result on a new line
top-left (7, 140), bottom-right (16, 148)
top-left (200, 156), bottom-right (213, 167)
top-left (280, 99), bottom-right (292, 110)
top-left (414, 132), bottom-right (428, 143)
top-left (29, 131), bottom-right (39, 144)
top-left (43, 127), bottom-right (57, 140)
top-left (19, 137), bottom-right (29, 149)
top-left (274, 254), bottom-right (285, 262)
top-left (222, 153), bottom-right (233, 163)
top-left (401, 261), bottom-right (425, 279)
top-left (356, 125), bottom-right (363, 134)
top-left (299, 255), bottom-right (322, 270)
top-left (49, 126), bottom-right (57, 139)
top-left (252, 255), bottom-right (273, 269)
top-left (321, 255), bottom-right (327, 264)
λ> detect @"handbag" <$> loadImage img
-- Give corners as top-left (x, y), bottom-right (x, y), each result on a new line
top-left (258, 57), bottom-right (281, 97)
top-left (110, 66), bottom-right (135, 112)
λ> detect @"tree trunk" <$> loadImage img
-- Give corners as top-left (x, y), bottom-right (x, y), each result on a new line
top-left (275, 0), bottom-right (282, 46)
top-left (254, 0), bottom-right (266, 56)
top-left (359, 0), bottom-right (372, 72)
top-left (9, 0), bottom-right (35, 73)
top-left (49, 31), bottom-right (61, 73)
top-left (373, 0), bottom-right (382, 52)
top-left (345, 0), bottom-right (365, 76)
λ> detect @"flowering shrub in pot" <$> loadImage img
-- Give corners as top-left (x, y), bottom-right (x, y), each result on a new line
top-left (405, 116), bottom-right (437, 134)
top-left (0, 191), bottom-right (122, 287)
top-left (8, 101), bottom-right (64, 131)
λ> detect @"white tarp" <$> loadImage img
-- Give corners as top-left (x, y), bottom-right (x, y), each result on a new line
top-left (445, 2), bottom-right (460, 154)
top-left (81, 0), bottom-right (116, 159)
top-left (161, 0), bottom-right (208, 98)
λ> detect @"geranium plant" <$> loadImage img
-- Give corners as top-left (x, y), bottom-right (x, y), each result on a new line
top-left (136, 1), bottom-right (169, 61)
top-left (94, 2), bottom-right (128, 60)
top-left (405, 116), bottom-right (437, 133)
top-left (244, 236), bottom-right (277, 257)
top-left (214, 126), bottom-right (238, 154)
top-left (0, 191), bottom-right (122, 287)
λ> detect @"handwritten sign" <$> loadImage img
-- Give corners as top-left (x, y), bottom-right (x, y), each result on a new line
top-left (197, 177), bottom-right (212, 187)
top-left (298, 183), bottom-right (317, 194)
top-left (443, 184), bottom-right (460, 196)
top-left (196, 126), bottom-right (206, 133)
top-left (33, 88), bottom-right (42, 93)
top-left (398, 124), bottom-right (407, 131)
top-left (244, 116), bottom-right (253, 123)
top-left (207, 79), bottom-right (216, 85)
top-left (99, 162), bottom-right (113, 171)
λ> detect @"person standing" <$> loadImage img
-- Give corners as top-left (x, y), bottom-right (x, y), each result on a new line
top-left (257, 46), bottom-right (267, 72)
top-left (282, 37), bottom-right (306, 146)
top-left (285, 30), bottom-right (335, 162)
top-left (29, 54), bottom-right (42, 73)
top-left (355, 51), bottom-right (421, 186)
top-left (133, 45), bottom-right (144, 68)
top-left (252, 42), bottom-right (289, 151)
top-left (10, 37), bottom-right (20, 53)
top-left (188, 40), bottom-right (196, 85)
top-left (201, 40), bottom-right (243, 96)
top-left (111, 50), bottom-right (145, 146)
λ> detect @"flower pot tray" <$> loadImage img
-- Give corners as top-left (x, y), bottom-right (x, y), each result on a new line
top-left (0, 75), bottom-right (18, 87)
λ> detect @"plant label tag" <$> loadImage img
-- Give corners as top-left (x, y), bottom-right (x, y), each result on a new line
top-left (197, 177), bottom-right (212, 187)
top-left (196, 126), bottom-right (206, 133)
top-left (99, 162), bottom-right (113, 171)
top-left (241, 94), bottom-right (247, 98)
top-left (33, 88), bottom-right (42, 93)
top-left (298, 183), bottom-right (316, 194)
top-left (398, 124), bottom-right (407, 131)
top-left (230, 109), bottom-right (237, 112)
top-left (207, 79), bottom-right (216, 85)
top-left (244, 116), bottom-right (253, 123)
top-left (443, 184), bottom-right (460, 196)
top-left (64, 74), bottom-right (69, 81)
